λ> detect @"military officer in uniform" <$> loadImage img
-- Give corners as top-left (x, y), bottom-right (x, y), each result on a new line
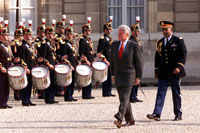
top-left (0, 25), bottom-right (12, 109)
top-left (147, 21), bottom-right (187, 121)
top-left (97, 19), bottom-right (115, 97)
top-left (60, 25), bottom-right (78, 101)
top-left (35, 24), bottom-right (58, 104)
top-left (79, 18), bottom-right (95, 99)
top-left (129, 23), bottom-right (143, 103)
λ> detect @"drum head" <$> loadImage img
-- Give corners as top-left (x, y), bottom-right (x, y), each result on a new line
top-left (8, 65), bottom-right (25, 77)
top-left (92, 61), bottom-right (107, 70)
top-left (55, 63), bottom-right (70, 74)
top-left (32, 66), bottom-right (48, 78)
top-left (76, 64), bottom-right (91, 76)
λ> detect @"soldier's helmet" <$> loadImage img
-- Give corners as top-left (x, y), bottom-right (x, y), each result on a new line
top-left (15, 28), bottom-right (24, 36)
top-left (24, 27), bottom-right (32, 35)
top-left (104, 22), bottom-right (112, 30)
top-left (65, 26), bottom-right (73, 35)
top-left (104, 16), bottom-right (113, 30)
top-left (0, 27), bottom-right (9, 36)
top-left (56, 21), bottom-right (65, 29)
top-left (131, 23), bottom-right (140, 31)
top-left (45, 26), bottom-right (55, 34)
top-left (37, 25), bottom-right (46, 33)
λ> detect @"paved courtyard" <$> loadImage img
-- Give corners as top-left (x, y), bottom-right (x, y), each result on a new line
top-left (0, 86), bottom-right (200, 133)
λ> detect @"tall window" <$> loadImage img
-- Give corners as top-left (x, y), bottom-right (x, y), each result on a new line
top-left (9, 0), bottom-right (37, 35)
top-left (108, 0), bottom-right (146, 30)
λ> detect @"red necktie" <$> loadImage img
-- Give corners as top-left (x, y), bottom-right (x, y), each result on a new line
top-left (118, 42), bottom-right (124, 59)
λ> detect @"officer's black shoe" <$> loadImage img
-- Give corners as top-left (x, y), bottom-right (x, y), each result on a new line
top-left (147, 113), bottom-right (161, 121)
top-left (110, 94), bottom-right (116, 97)
top-left (64, 99), bottom-right (73, 102)
top-left (29, 102), bottom-right (36, 106)
top-left (22, 103), bottom-right (29, 106)
top-left (103, 94), bottom-right (116, 97)
top-left (174, 116), bottom-right (182, 121)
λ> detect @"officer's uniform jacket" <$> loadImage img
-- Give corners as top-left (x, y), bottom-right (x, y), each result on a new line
top-left (155, 35), bottom-right (187, 79)
top-left (97, 33), bottom-right (112, 62)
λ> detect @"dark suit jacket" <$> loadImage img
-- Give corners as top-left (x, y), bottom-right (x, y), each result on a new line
top-left (155, 35), bottom-right (187, 79)
top-left (111, 40), bottom-right (143, 87)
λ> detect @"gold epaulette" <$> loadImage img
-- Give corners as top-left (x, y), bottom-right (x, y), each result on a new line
top-left (79, 35), bottom-right (84, 39)
top-left (179, 37), bottom-right (183, 39)
top-left (100, 35), bottom-right (104, 39)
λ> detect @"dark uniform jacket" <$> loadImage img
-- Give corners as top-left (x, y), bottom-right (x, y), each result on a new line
top-left (61, 39), bottom-right (78, 68)
top-left (111, 40), bottom-right (143, 87)
top-left (79, 35), bottom-right (95, 63)
top-left (129, 36), bottom-right (143, 53)
top-left (155, 35), bottom-right (187, 80)
top-left (0, 42), bottom-right (12, 71)
top-left (35, 37), bottom-right (52, 65)
top-left (97, 33), bottom-right (112, 62)
top-left (11, 40), bottom-right (31, 67)
top-left (22, 40), bottom-right (35, 70)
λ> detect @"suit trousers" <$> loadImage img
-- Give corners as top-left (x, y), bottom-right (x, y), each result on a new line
top-left (153, 78), bottom-right (182, 117)
top-left (115, 86), bottom-right (134, 122)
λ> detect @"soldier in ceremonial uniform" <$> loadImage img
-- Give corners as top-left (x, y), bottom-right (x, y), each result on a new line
top-left (79, 17), bottom-right (95, 99)
top-left (97, 17), bottom-right (115, 97)
top-left (35, 24), bottom-right (58, 104)
top-left (0, 24), bottom-right (12, 109)
top-left (129, 23), bottom-right (143, 103)
top-left (147, 21), bottom-right (187, 121)
top-left (62, 24), bottom-right (78, 101)
top-left (54, 20), bottom-right (66, 96)
top-left (20, 26), bottom-right (36, 106)
top-left (11, 28), bottom-right (33, 106)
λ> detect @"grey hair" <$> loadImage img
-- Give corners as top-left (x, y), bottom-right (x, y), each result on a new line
top-left (118, 25), bottom-right (130, 35)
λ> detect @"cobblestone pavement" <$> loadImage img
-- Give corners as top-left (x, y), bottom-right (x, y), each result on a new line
top-left (0, 86), bottom-right (200, 133)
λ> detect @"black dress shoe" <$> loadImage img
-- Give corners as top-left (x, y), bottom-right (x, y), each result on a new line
top-left (53, 101), bottom-right (59, 103)
top-left (45, 101), bottom-right (54, 104)
top-left (7, 105), bottom-right (13, 108)
top-left (122, 120), bottom-right (135, 127)
top-left (174, 116), bottom-right (182, 121)
top-left (22, 103), bottom-right (29, 106)
top-left (110, 94), bottom-right (116, 97)
top-left (72, 98), bottom-right (78, 101)
top-left (134, 97), bottom-right (143, 102)
top-left (114, 120), bottom-right (122, 128)
top-left (103, 94), bottom-right (116, 97)
top-left (147, 113), bottom-right (160, 121)
top-left (83, 96), bottom-right (95, 99)
top-left (64, 99), bottom-right (73, 102)
top-left (38, 96), bottom-right (45, 99)
top-left (29, 103), bottom-right (36, 106)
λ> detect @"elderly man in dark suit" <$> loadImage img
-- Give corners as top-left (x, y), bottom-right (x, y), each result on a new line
top-left (111, 25), bottom-right (143, 128)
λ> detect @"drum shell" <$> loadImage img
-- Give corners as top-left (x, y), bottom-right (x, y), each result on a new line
top-left (55, 63), bottom-right (72, 87)
top-left (76, 64), bottom-right (92, 87)
top-left (31, 65), bottom-right (50, 90)
top-left (8, 65), bottom-right (28, 90)
top-left (92, 61), bottom-right (108, 82)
